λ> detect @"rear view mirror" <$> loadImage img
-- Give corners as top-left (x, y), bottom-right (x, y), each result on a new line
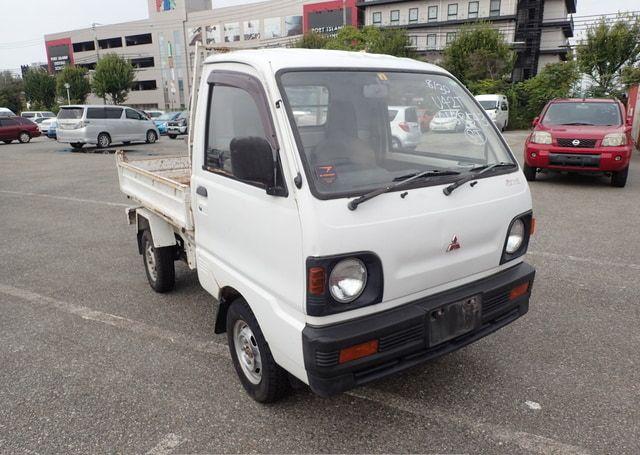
top-left (229, 136), bottom-right (286, 196)
top-left (531, 116), bottom-right (539, 127)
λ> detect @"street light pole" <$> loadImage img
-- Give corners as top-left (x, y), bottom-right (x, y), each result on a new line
top-left (64, 83), bottom-right (71, 105)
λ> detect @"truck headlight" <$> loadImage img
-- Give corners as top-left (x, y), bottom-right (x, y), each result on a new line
top-left (506, 219), bottom-right (525, 254)
top-left (530, 131), bottom-right (552, 144)
top-left (329, 259), bottom-right (367, 303)
top-left (602, 133), bottom-right (626, 147)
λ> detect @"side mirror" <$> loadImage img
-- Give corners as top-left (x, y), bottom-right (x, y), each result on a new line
top-left (230, 136), bottom-right (286, 196)
top-left (531, 116), bottom-right (539, 127)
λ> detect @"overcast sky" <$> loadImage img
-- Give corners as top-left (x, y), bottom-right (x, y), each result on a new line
top-left (0, 0), bottom-right (637, 73)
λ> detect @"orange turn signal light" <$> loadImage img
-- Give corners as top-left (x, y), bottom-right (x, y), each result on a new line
top-left (509, 282), bottom-right (530, 300)
top-left (308, 267), bottom-right (326, 295)
top-left (339, 340), bottom-right (379, 364)
top-left (530, 217), bottom-right (536, 236)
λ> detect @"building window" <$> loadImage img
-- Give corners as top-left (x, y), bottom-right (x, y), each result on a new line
top-left (446, 32), bottom-right (457, 44)
top-left (125, 33), bottom-right (153, 46)
top-left (97, 37), bottom-right (122, 49)
top-left (72, 41), bottom-right (95, 53)
top-left (447, 4), bottom-right (458, 20)
top-left (130, 57), bottom-right (154, 68)
top-left (428, 6), bottom-right (438, 22)
top-left (409, 8), bottom-right (419, 22)
top-left (390, 10), bottom-right (400, 24)
top-left (468, 1), bottom-right (479, 18)
top-left (490, 0), bottom-right (501, 17)
top-left (372, 11), bottom-right (382, 24)
top-left (427, 34), bottom-right (437, 49)
top-left (132, 80), bottom-right (158, 91)
top-left (408, 36), bottom-right (418, 47)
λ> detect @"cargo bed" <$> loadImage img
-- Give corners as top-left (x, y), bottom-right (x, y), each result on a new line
top-left (116, 151), bottom-right (193, 231)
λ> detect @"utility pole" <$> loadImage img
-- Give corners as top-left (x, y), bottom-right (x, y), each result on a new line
top-left (91, 22), bottom-right (106, 104)
top-left (343, 0), bottom-right (347, 27)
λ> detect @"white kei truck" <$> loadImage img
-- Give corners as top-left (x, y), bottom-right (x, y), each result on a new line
top-left (116, 49), bottom-right (536, 403)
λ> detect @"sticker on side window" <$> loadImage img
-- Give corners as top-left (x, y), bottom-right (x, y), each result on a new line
top-left (315, 165), bottom-right (337, 184)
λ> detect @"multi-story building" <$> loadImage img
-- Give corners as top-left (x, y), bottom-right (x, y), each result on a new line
top-left (358, 0), bottom-right (575, 80)
top-left (44, 0), bottom-right (361, 109)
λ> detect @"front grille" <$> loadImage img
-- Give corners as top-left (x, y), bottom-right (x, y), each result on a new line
top-left (557, 138), bottom-right (597, 148)
top-left (378, 324), bottom-right (424, 352)
top-left (482, 289), bottom-right (510, 315)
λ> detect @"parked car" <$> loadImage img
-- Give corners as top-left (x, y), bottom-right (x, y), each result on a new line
top-left (429, 109), bottom-right (470, 132)
top-left (476, 94), bottom-right (509, 131)
top-left (154, 111), bottom-right (183, 135)
top-left (38, 117), bottom-right (57, 134)
top-left (0, 107), bottom-right (16, 117)
top-left (56, 105), bottom-right (160, 149)
top-left (47, 119), bottom-right (58, 139)
top-left (116, 49), bottom-right (535, 403)
top-left (389, 106), bottom-right (421, 149)
top-left (144, 110), bottom-right (165, 120)
top-left (524, 98), bottom-right (633, 187)
top-left (21, 111), bottom-right (55, 122)
top-left (0, 116), bottom-right (41, 143)
top-left (166, 110), bottom-right (189, 139)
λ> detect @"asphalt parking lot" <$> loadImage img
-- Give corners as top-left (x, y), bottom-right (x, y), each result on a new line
top-left (1, 133), bottom-right (639, 454)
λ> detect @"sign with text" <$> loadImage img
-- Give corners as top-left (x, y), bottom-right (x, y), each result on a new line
top-left (46, 38), bottom-right (74, 73)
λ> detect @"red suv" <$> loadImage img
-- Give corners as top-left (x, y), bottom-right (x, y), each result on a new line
top-left (0, 116), bottom-right (41, 144)
top-left (524, 98), bottom-right (633, 187)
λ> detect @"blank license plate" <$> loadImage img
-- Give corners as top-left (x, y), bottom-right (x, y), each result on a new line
top-left (428, 295), bottom-right (482, 346)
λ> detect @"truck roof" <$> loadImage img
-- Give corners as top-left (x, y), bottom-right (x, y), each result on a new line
top-left (204, 48), bottom-right (448, 75)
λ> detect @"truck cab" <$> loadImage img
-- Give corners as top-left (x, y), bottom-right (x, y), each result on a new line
top-left (117, 49), bottom-right (535, 402)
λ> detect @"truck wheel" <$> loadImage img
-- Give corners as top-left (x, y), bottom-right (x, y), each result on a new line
top-left (523, 163), bottom-right (536, 181)
top-left (611, 166), bottom-right (628, 188)
top-left (18, 132), bottom-right (31, 143)
top-left (97, 133), bottom-right (111, 148)
top-left (141, 230), bottom-right (175, 293)
top-left (168, 134), bottom-right (177, 139)
top-left (227, 298), bottom-right (290, 403)
top-left (70, 143), bottom-right (84, 150)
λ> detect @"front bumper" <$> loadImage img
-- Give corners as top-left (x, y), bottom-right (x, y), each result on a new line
top-left (525, 143), bottom-right (631, 172)
top-left (430, 122), bottom-right (457, 132)
top-left (167, 125), bottom-right (187, 134)
top-left (302, 262), bottom-right (535, 397)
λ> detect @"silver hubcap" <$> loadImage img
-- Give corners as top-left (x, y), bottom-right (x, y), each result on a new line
top-left (145, 242), bottom-right (157, 282)
top-left (20, 133), bottom-right (29, 142)
top-left (148, 132), bottom-right (155, 142)
top-left (99, 135), bottom-right (109, 147)
top-left (233, 320), bottom-right (262, 384)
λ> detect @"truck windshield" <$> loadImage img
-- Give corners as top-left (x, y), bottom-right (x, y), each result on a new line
top-left (279, 70), bottom-right (515, 198)
top-left (542, 102), bottom-right (622, 126)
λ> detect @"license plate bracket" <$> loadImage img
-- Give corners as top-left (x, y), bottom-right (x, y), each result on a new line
top-left (428, 295), bottom-right (482, 347)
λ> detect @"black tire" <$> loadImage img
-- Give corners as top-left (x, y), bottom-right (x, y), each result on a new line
top-left (18, 132), bottom-right (31, 143)
top-left (611, 166), bottom-right (628, 188)
top-left (141, 230), bottom-right (175, 293)
top-left (146, 130), bottom-right (158, 144)
top-left (227, 298), bottom-right (290, 403)
top-left (70, 143), bottom-right (84, 150)
top-left (97, 132), bottom-right (111, 149)
top-left (523, 163), bottom-right (537, 181)
top-left (3, 140), bottom-right (11, 144)
top-left (168, 134), bottom-right (177, 139)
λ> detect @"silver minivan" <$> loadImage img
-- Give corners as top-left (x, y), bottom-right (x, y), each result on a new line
top-left (57, 105), bottom-right (159, 149)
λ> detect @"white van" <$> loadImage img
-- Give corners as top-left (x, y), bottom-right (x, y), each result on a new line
top-left (0, 107), bottom-right (16, 117)
top-left (57, 105), bottom-right (159, 149)
top-left (475, 94), bottom-right (509, 131)
top-left (117, 49), bottom-right (536, 402)
top-left (21, 111), bottom-right (55, 124)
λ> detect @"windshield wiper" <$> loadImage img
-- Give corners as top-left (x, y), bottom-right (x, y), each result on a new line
top-left (443, 162), bottom-right (517, 196)
top-left (560, 122), bottom-right (594, 126)
top-left (348, 169), bottom-right (460, 211)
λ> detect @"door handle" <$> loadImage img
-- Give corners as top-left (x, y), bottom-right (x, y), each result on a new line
top-left (196, 186), bottom-right (208, 197)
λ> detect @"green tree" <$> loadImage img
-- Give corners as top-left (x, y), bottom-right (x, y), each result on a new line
top-left (295, 31), bottom-right (329, 49)
top-left (23, 68), bottom-right (56, 110)
top-left (576, 15), bottom-right (640, 96)
top-left (442, 23), bottom-right (515, 84)
top-left (92, 54), bottom-right (135, 104)
top-left (621, 66), bottom-right (640, 89)
top-left (0, 71), bottom-right (23, 114)
top-left (56, 65), bottom-right (91, 105)
top-left (368, 28), bottom-right (417, 58)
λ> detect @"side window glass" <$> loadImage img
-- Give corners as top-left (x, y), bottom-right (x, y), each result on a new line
top-left (106, 108), bottom-right (123, 119)
top-left (87, 108), bottom-right (106, 119)
top-left (205, 85), bottom-right (271, 184)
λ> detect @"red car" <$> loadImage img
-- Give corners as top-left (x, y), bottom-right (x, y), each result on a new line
top-left (0, 116), bottom-right (41, 144)
top-left (524, 98), bottom-right (633, 187)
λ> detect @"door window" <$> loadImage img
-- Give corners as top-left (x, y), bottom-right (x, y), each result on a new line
top-left (204, 84), bottom-right (275, 187)
top-left (126, 109), bottom-right (142, 120)
top-left (105, 107), bottom-right (123, 119)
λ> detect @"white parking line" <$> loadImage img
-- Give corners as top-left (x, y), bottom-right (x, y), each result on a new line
top-left (0, 189), bottom-right (129, 208)
top-left (146, 433), bottom-right (185, 455)
top-left (1, 283), bottom-right (591, 455)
